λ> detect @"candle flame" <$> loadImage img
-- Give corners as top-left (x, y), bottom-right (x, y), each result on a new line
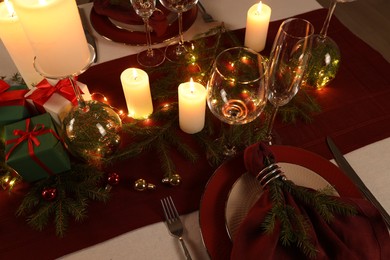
top-left (39, 0), bottom-right (47, 5)
top-left (256, 1), bottom-right (263, 14)
top-left (4, 0), bottom-right (16, 17)
top-left (189, 78), bottom-right (195, 94)
top-left (132, 68), bottom-right (138, 80)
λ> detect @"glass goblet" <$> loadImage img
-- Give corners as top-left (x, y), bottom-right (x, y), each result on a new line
top-left (158, 0), bottom-right (198, 63)
top-left (130, 0), bottom-right (165, 67)
top-left (207, 47), bottom-right (268, 156)
top-left (265, 18), bottom-right (314, 143)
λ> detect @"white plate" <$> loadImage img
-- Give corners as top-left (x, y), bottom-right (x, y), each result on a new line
top-left (225, 162), bottom-right (339, 240)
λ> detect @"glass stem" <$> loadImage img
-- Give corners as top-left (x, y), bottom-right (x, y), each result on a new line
top-left (320, 0), bottom-right (338, 39)
top-left (68, 76), bottom-right (88, 112)
top-left (178, 12), bottom-right (184, 46)
top-left (143, 17), bottom-right (153, 57)
top-left (265, 105), bottom-right (279, 141)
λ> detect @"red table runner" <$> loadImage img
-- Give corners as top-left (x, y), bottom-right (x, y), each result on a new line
top-left (1, 9), bottom-right (390, 259)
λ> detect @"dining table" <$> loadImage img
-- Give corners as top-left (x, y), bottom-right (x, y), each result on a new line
top-left (1, 0), bottom-right (390, 259)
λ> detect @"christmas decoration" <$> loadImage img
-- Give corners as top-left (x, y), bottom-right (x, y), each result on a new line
top-left (134, 179), bottom-right (156, 191)
top-left (0, 80), bottom-right (31, 128)
top-left (4, 113), bottom-right (71, 183)
top-left (41, 187), bottom-right (57, 201)
top-left (107, 172), bottom-right (120, 186)
top-left (161, 173), bottom-right (182, 186)
top-left (24, 78), bottom-right (92, 125)
top-left (62, 100), bottom-right (122, 164)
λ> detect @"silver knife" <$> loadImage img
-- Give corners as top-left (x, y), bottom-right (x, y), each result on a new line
top-left (326, 136), bottom-right (390, 228)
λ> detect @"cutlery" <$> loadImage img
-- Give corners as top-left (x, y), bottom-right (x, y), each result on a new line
top-left (161, 196), bottom-right (192, 260)
top-left (197, 1), bottom-right (215, 23)
top-left (326, 136), bottom-right (390, 228)
top-left (78, 7), bottom-right (98, 62)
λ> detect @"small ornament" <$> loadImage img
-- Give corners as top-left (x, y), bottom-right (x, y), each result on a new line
top-left (161, 174), bottom-right (182, 186)
top-left (41, 187), bottom-right (58, 201)
top-left (134, 179), bottom-right (156, 191)
top-left (107, 172), bottom-right (120, 186)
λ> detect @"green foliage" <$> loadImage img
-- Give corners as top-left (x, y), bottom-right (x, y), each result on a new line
top-left (16, 163), bottom-right (110, 237)
top-left (261, 179), bottom-right (357, 258)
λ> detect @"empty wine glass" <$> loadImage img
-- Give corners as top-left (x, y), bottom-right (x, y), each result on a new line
top-left (131, 0), bottom-right (165, 67)
top-left (265, 18), bottom-right (314, 143)
top-left (159, 0), bottom-right (198, 63)
top-left (207, 47), bottom-right (268, 156)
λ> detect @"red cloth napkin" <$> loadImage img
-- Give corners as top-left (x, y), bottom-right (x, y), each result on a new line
top-left (231, 142), bottom-right (390, 260)
top-left (93, 0), bottom-right (169, 36)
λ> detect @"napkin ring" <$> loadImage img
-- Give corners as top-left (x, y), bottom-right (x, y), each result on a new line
top-left (256, 163), bottom-right (286, 188)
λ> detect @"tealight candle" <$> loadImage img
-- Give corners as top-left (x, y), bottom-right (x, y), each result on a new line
top-left (0, 0), bottom-right (42, 87)
top-left (12, 0), bottom-right (90, 77)
top-left (178, 78), bottom-right (206, 134)
top-left (120, 68), bottom-right (153, 119)
top-left (244, 1), bottom-right (272, 52)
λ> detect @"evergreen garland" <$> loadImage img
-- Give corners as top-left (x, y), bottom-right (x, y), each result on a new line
top-left (16, 163), bottom-right (110, 237)
top-left (1, 25), bottom-right (324, 236)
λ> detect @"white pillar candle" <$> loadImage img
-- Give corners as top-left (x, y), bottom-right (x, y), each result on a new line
top-left (178, 78), bottom-right (206, 134)
top-left (12, 0), bottom-right (90, 77)
top-left (120, 68), bottom-right (153, 119)
top-left (0, 0), bottom-right (42, 88)
top-left (244, 1), bottom-right (271, 52)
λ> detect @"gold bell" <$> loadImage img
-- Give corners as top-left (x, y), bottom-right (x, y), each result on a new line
top-left (161, 174), bottom-right (181, 186)
top-left (134, 179), bottom-right (156, 191)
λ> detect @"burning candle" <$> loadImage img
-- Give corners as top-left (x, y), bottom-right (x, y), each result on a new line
top-left (0, 0), bottom-right (42, 87)
top-left (12, 0), bottom-right (90, 77)
top-left (178, 78), bottom-right (206, 134)
top-left (244, 1), bottom-right (271, 52)
top-left (120, 68), bottom-right (153, 119)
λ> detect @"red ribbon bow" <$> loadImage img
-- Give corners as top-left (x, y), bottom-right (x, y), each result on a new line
top-left (0, 80), bottom-right (28, 106)
top-left (26, 78), bottom-right (82, 111)
top-left (5, 118), bottom-right (61, 176)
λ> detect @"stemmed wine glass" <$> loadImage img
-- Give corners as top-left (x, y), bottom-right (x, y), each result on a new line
top-left (130, 0), bottom-right (165, 67)
top-left (207, 47), bottom-right (268, 156)
top-left (159, 0), bottom-right (198, 63)
top-left (265, 18), bottom-right (314, 143)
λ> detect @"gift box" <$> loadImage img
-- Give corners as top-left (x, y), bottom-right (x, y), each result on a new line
top-left (0, 80), bottom-right (31, 128)
top-left (25, 78), bottom-right (91, 126)
top-left (4, 113), bottom-right (71, 183)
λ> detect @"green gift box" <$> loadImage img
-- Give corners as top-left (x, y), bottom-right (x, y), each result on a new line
top-left (4, 113), bottom-right (71, 183)
top-left (0, 85), bottom-right (31, 127)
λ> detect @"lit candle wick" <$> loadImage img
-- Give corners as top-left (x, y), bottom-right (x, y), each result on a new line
top-left (4, 0), bottom-right (16, 17)
top-left (189, 78), bottom-right (195, 94)
top-left (256, 1), bottom-right (263, 15)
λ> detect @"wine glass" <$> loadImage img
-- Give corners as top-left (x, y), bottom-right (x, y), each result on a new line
top-left (265, 18), bottom-right (314, 143)
top-left (303, 0), bottom-right (353, 89)
top-left (159, 0), bottom-right (198, 63)
top-left (130, 0), bottom-right (165, 67)
top-left (207, 47), bottom-right (268, 156)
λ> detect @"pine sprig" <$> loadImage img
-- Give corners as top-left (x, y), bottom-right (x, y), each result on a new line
top-left (261, 178), bottom-right (357, 258)
top-left (16, 163), bottom-right (110, 237)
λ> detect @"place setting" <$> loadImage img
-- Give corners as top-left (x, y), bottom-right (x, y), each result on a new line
top-left (1, 0), bottom-right (390, 259)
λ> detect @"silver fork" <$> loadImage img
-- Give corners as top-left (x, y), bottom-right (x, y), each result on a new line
top-left (161, 196), bottom-right (192, 260)
top-left (197, 1), bottom-right (215, 23)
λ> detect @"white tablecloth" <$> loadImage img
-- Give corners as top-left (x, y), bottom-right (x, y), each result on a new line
top-left (2, 1), bottom-right (389, 259)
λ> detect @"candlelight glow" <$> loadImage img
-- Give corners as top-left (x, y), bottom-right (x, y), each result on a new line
top-left (4, 0), bottom-right (15, 17)
top-left (256, 1), bottom-right (262, 14)
top-left (39, 0), bottom-right (47, 6)
top-left (189, 78), bottom-right (195, 93)
top-left (132, 68), bottom-right (138, 80)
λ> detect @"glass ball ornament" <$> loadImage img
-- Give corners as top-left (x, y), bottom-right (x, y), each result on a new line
top-left (62, 100), bottom-right (122, 162)
top-left (303, 35), bottom-right (341, 89)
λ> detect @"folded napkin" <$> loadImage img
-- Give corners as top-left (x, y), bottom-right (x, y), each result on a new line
top-left (231, 142), bottom-right (390, 260)
top-left (93, 0), bottom-right (169, 37)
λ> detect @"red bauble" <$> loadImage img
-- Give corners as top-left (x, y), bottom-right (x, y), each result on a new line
top-left (107, 172), bottom-right (120, 186)
top-left (41, 187), bottom-right (58, 201)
